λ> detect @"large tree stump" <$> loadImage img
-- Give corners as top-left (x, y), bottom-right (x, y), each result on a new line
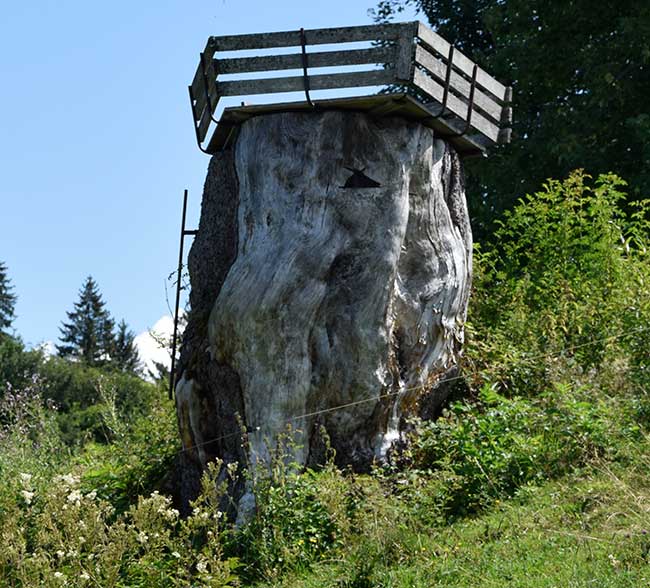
top-left (175, 110), bottom-right (472, 508)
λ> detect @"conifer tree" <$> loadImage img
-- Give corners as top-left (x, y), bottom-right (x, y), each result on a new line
top-left (113, 319), bottom-right (141, 373)
top-left (0, 261), bottom-right (17, 335)
top-left (57, 276), bottom-right (115, 366)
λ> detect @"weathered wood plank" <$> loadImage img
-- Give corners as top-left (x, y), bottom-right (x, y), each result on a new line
top-left (395, 24), bottom-right (417, 81)
top-left (206, 93), bottom-right (491, 156)
top-left (190, 42), bottom-right (217, 100)
top-left (217, 68), bottom-right (398, 97)
top-left (208, 22), bottom-right (413, 51)
top-left (196, 98), bottom-right (214, 143)
top-left (414, 45), bottom-right (502, 122)
top-left (216, 46), bottom-right (395, 75)
top-left (192, 57), bottom-right (219, 123)
top-left (417, 23), bottom-right (507, 102)
top-left (413, 69), bottom-right (500, 142)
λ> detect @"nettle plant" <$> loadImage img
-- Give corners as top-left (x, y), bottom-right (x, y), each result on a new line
top-left (467, 170), bottom-right (650, 391)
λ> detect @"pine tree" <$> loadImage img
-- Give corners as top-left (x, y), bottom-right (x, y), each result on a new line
top-left (0, 261), bottom-right (17, 335)
top-left (113, 319), bottom-right (141, 373)
top-left (57, 276), bottom-right (115, 366)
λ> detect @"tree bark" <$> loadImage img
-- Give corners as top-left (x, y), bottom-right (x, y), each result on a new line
top-left (175, 110), bottom-right (472, 509)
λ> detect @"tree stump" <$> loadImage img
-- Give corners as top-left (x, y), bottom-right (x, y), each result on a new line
top-left (175, 110), bottom-right (472, 509)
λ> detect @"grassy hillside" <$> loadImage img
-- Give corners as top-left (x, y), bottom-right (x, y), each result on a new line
top-left (0, 171), bottom-right (649, 587)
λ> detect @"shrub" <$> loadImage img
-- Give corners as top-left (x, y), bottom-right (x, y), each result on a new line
top-left (468, 170), bottom-right (650, 393)
top-left (230, 430), bottom-right (342, 582)
top-left (0, 468), bottom-right (239, 588)
top-left (0, 335), bottom-right (43, 398)
top-left (411, 382), bottom-right (618, 519)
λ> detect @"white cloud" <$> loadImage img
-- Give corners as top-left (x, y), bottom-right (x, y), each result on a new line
top-left (36, 340), bottom-right (57, 357)
top-left (134, 315), bottom-right (174, 378)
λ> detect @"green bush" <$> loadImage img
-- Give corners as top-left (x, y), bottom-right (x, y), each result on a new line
top-left (40, 357), bottom-right (156, 415)
top-left (81, 394), bottom-right (180, 513)
top-left (231, 432), bottom-right (342, 583)
top-left (468, 170), bottom-right (650, 393)
top-left (411, 383), bottom-right (617, 519)
top-left (0, 334), bottom-right (43, 398)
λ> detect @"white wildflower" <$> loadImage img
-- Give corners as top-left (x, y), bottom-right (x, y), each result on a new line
top-left (165, 508), bottom-right (179, 520)
top-left (57, 473), bottom-right (79, 487)
top-left (67, 490), bottom-right (82, 505)
top-left (54, 571), bottom-right (66, 581)
top-left (137, 531), bottom-right (148, 544)
top-left (85, 490), bottom-right (97, 500)
top-left (21, 490), bottom-right (34, 505)
top-left (196, 560), bottom-right (208, 573)
top-left (171, 551), bottom-right (181, 559)
top-left (19, 472), bottom-right (32, 485)
top-left (80, 572), bottom-right (90, 581)
top-left (192, 507), bottom-right (200, 516)
top-left (56, 550), bottom-right (65, 558)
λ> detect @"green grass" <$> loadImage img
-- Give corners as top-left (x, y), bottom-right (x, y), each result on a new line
top-left (259, 456), bottom-right (650, 588)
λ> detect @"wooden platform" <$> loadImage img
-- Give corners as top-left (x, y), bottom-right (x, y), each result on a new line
top-left (189, 21), bottom-right (512, 156)
top-left (207, 93), bottom-right (492, 158)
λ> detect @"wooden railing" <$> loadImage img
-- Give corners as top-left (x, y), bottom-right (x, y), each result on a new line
top-left (189, 21), bottom-right (512, 155)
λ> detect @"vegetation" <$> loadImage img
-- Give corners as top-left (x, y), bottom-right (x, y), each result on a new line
top-left (1, 171), bottom-right (649, 586)
top-left (373, 0), bottom-right (650, 238)
top-left (57, 276), bottom-right (140, 372)
top-left (0, 261), bottom-right (16, 335)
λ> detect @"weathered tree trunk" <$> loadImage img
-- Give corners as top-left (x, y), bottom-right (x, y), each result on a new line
top-left (175, 110), bottom-right (472, 509)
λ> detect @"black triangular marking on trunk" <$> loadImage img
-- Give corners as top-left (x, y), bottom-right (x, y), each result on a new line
top-left (341, 167), bottom-right (382, 189)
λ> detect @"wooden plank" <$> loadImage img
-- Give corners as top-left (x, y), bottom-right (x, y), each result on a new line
top-left (197, 99), bottom-right (213, 143)
top-left (205, 93), bottom-right (490, 156)
top-left (190, 42), bottom-right (217, 99)
top-left (414, 45), bottom-right (502, 122)
top-left (217, 68), bottom-right (398, 97)
top-left (395, 24), bottom-right (417, 81)
top-left (413, 69), bottom-right (500, 142)
top-left (208, 22), bottom-right (412, 51)
top-left (216, 46), bottom-right (395, 74)
top-left (417, 22), bottom-right (507, 102)
top-left (192, 57), bottom-right (219, 123)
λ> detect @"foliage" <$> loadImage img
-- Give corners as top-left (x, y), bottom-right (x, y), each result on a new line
top-left (81, 394), bottom-right (179, 513)
top-left (55, 276), bottom-right (141, 374)
top-left (0, 473), bottom-right (239, 588)
top-left (113, 319), bottom-right (141, 373)
top-left (0, 334), bottom-right (43, 398)
top-left (57, 276), bottom-right (116, 367)
top-left (230, 431), bottom-right (342, 583)
top-left (372, 0), bottom-right (650, 238)
top-left (410, 383), bottom-right (617, 518)
top-left (38, 357), bottom-right (157, 445)
top-left (0, 261), bottom-right (16, 335)
top-left (467, 170), bottom-right (650, 392)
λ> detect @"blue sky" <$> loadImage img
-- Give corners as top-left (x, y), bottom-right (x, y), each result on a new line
top-left (0, 0), bottom-right (419, 347)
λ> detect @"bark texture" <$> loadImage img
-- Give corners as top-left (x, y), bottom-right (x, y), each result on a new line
top-left (175, 110), bottom-right (472, 507)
